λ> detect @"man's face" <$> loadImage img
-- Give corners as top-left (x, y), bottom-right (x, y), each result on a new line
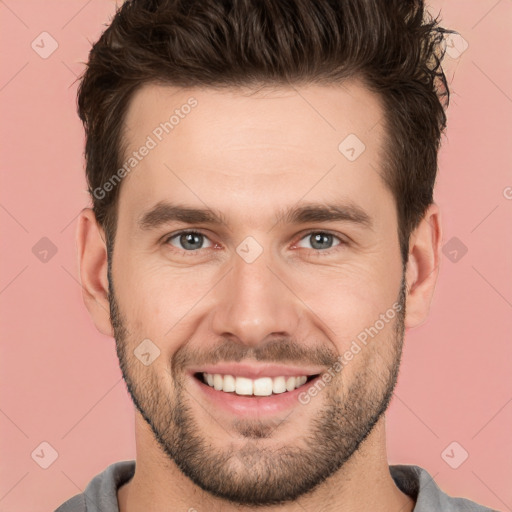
top-left (109, 82), bottom-right (406, 505)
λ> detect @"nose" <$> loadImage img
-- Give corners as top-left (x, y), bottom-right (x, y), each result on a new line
top-left (211, 245), bottom-right (302, 348)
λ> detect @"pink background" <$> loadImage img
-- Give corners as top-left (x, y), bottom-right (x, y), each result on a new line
top-left (1, 1), bottom-right (511, 510)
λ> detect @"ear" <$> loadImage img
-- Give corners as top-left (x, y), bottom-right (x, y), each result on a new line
top-left (404, 203), bottom-right (442, 329)
top-left (76, 208), bottom-right (113, 337)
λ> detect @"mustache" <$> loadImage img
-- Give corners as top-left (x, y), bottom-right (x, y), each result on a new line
top-left (171, 337), bottom-right (339, 375)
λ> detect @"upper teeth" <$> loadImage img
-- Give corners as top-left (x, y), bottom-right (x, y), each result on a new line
top-left (203, 373), bottom-right (309, 396)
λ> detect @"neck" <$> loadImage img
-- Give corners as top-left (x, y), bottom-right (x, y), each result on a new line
top-left (118, 414), bottom-right (415, 512)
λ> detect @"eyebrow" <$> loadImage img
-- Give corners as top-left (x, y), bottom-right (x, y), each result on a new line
top-left (276, 202), bottom-right (373, 230)
top-left (138, 202), bottom-right (227, 230)
top-left (137, 200), bottom-right (373, 231)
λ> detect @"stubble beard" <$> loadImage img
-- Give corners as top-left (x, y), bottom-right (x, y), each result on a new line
top-left (107, 254), bottom-right (407, 506)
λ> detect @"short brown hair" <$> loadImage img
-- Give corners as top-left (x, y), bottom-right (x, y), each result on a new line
top-left (77, 0), bottom-right (454, 263)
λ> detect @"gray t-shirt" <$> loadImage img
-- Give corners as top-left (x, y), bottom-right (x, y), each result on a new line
top-left (55, 461), bottom-right (498, 511)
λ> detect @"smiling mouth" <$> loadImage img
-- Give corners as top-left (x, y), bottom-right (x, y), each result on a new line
top-left (194, 372), bottom-right (319, 397)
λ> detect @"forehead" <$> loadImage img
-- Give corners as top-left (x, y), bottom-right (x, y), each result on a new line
top-left (117, 81), bottom-right (392, 230)
top-left (122, 80), bottom-right (383, 155)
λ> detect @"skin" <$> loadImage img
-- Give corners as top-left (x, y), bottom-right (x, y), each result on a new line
top-left (77, 80), bottom-right (441, 511)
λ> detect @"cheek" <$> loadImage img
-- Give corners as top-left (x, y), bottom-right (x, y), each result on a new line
top-left (287, 268), bottom-right (403, 381)
top-left (115, 261), bottom-right (213, 356)
top-left (291, 258), bottom-right (401, 332)
top-left (114, 223), bottom-right (403, 349)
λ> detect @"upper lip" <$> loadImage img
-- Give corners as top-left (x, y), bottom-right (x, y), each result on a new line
top-left (188, 363), bottom-right (325, 379)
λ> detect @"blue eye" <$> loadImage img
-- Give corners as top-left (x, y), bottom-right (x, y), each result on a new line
top-left (165, 230), bottom-right (213, 251)
top-left (163, 229), bottom-right (346, 257)
top-left (296, 232), bottom-right (342, 251)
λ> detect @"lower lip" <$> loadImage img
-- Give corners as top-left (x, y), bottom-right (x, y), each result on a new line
top-left (189, 374), bottom-right (321, 417)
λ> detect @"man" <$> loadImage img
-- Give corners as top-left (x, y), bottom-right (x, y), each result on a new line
top-left (56, 0), bottom-right (496, 510)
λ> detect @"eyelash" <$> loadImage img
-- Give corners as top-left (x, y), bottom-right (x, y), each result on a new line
top-left (162, 229), bottom-right (347, 257)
